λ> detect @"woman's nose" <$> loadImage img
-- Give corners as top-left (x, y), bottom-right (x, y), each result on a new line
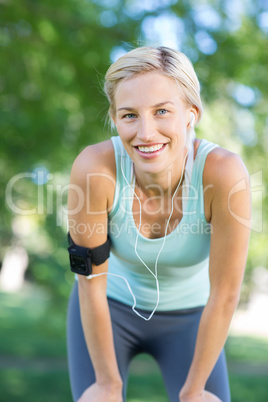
top-left (136, 117), bottom-right (155, 143)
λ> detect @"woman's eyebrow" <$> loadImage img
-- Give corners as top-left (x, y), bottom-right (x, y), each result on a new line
top-left (117, 101), bottom-right (175, 112)
top-left (153, 101), bottom-right (175, 108)
top-left (117, 107), bottom-right (135, 112)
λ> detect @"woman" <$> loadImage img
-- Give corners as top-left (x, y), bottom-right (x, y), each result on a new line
top-left (67, 46), bottom-right (251, 402)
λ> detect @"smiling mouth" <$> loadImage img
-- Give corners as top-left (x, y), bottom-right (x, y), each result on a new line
top-left (136, 144), bottom-right (165, 153)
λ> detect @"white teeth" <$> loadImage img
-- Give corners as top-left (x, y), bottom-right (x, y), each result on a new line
top-left (138, 144), bottom-right (164, 153)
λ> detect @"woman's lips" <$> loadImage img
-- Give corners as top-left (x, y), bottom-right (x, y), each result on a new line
top-left (134, 143), bottom-right (167, 159)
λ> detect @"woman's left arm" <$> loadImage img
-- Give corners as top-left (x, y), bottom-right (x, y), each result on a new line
top-left (180, 150), bottom-right (251, 402)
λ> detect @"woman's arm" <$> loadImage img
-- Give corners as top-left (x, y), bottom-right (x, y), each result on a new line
top-left (77, 277), bottom-right (123, 401)
top-left (68, 142), bottom-right (123, 401)
top-left (179, 150), bottom-right (251, 401)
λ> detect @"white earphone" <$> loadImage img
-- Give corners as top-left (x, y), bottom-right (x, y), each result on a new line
top-left (189, 111), bottom-right (195, 128)
top-left (185, 112), bottom-right (195, 150)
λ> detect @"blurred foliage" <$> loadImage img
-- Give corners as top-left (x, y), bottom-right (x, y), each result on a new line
top-left (0, 286), bottom-right (67, 358)
top-left (1, 0), bottom-right (268, 302)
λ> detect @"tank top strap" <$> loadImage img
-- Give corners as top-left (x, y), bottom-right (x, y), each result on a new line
top-left (184, 139), bottom-right (219, 216)
top-left (182, 143), bottom-right (194, 212)
top-left (193, 139), bottom-right (219, 186)
top-left (109, 136), bottom-right (133, 218)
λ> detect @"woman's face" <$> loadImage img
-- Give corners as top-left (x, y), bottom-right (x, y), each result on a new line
top-left (113, 71), bottom-right (193, 177)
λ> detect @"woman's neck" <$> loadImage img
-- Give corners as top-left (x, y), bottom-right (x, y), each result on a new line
top-left (133, 151), bottom-right (188, 198)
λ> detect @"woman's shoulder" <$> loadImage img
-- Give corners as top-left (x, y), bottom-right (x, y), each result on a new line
top-left (200, 141), bottom-right (250, 223)
top-left (206, 143), bottom-right (248, 177)
top-left (70, 139), bottom-right (116, 203)
top-left (71, 139), bottom-right (116, 179)
top-left (203, 142), bottom-right (249, 195)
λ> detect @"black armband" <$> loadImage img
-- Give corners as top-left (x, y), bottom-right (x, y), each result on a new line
top-left (67, 232), bottom-right (111, 276)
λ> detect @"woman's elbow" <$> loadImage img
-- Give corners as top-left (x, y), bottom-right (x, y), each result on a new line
top-left (209, 288), bottom-right (241, 313)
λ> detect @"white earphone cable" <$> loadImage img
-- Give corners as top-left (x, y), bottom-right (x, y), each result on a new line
top-left (88, 145), bottom-right (189, 321)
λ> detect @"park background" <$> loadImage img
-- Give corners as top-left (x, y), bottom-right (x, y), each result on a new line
top-left (0, 0), bottom-right (268, 400)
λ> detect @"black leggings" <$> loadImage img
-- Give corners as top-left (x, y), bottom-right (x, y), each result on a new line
top-left (67, 282), bottom-right (230, 401)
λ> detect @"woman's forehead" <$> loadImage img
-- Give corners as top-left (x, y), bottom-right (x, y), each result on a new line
top-left (115, 71), bottom-right (182, 104)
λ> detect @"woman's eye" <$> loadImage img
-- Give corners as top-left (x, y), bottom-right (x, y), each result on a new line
top-left (123, 113), bottom-right (136, 119)
top-left (156, 109), bottom-right (168, 115)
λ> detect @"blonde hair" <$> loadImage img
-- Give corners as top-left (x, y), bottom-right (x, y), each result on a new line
top-left (104, 46), bottom-right (203, 125)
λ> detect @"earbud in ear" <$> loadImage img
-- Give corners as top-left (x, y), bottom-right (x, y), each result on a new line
top-left (189, 112), bottom-right (195, 128)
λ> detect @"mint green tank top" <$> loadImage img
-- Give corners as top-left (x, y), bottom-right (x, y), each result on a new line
top-left (106, 136), bottom-right (218, 311)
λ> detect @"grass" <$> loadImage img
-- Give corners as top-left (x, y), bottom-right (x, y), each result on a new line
top-left (1, 284), bottom-right (268, 402)
top-left (0, 370), bottom-right (71, 402)
top-left (0, 283), bottom-right (67, 358)
top-left (225, 335), bottom-right (268, 364)
top-left (127, 354), bottom-right (169, 402)
top-left (229, 375), bottom-right (268, 402)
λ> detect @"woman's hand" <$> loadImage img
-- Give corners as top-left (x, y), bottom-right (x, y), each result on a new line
top-left (179, 390), bottom-right (222, 402)
top-left (78, 382), bottom-right (123, 402)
